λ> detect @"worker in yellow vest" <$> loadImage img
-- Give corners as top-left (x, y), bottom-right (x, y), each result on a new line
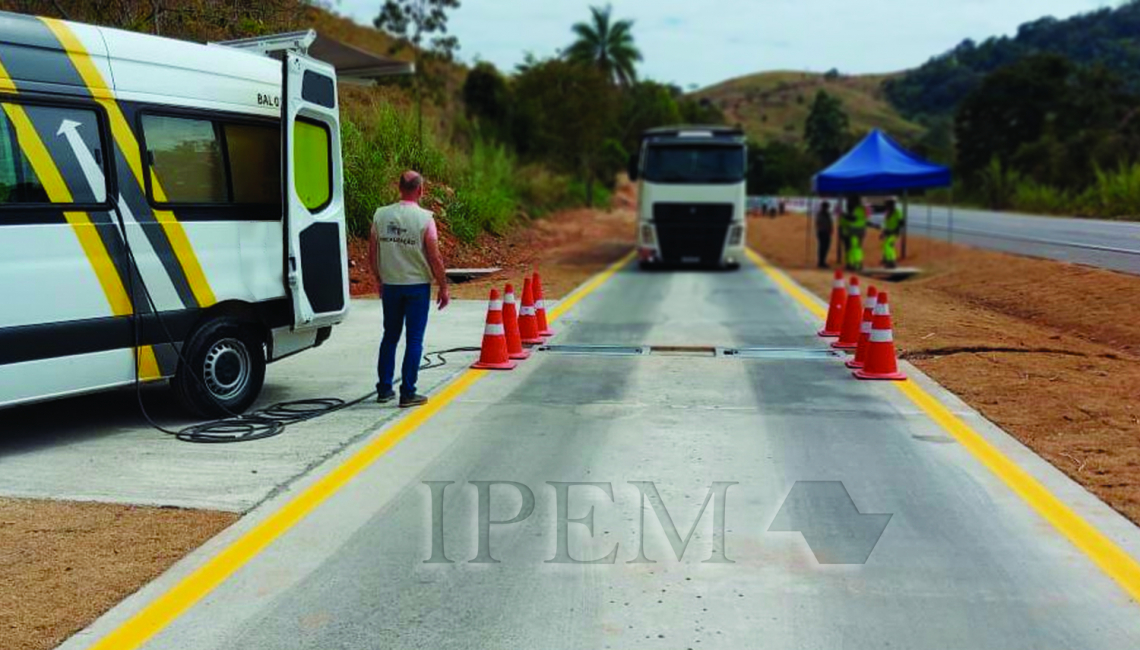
top-left (881, 198), bottom-right (905, 269)
top-left (841, 194), bottom-right (867, 271)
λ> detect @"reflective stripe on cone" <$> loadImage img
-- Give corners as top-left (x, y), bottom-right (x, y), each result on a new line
top-left (534, 271), bottom-right (555, 337)
top-left (502, 283), bottom-right (531, 360)
top-left (846, 285), bottom-right (878, 369)
top-left (853, 291), bottom-right (906, 381)
top-left (518, 278), bottom-right (544, 344)
top-left (818, 269), bottom-right (845, 337)
top-left (472, 288), bottom-right (517, 370)
top-left (832, 276), bottom-right (862, 350)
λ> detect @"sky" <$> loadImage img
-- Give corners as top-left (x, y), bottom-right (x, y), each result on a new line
top-left (332, 0), bottom-right (1113, 89)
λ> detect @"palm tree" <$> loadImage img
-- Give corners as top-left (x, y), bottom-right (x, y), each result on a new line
top-left (565, 4), bottom-right (642, 86)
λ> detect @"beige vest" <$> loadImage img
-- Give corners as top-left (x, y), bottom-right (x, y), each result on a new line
top-left (373, 202), bottom-right (434, 285)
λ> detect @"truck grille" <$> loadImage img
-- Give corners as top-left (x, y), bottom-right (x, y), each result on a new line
top-left (652, 203), bottom-right (733, 264)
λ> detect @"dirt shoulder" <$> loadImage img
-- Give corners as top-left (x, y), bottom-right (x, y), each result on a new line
top-left (749, 213), bottom-right (1140, 525)
top-left (348, 189), bottom-right (637, 301)
top-left (0, 498), bottom-right (236, 650)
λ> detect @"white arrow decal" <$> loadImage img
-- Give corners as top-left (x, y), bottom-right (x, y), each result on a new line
top-left (56, 119), bottom-right (105, 200)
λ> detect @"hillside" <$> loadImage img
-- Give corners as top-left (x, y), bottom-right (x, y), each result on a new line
top-left (694, 70), bottom-right (924, 146)
top-left (886, 1), bottom-right (1140, 118)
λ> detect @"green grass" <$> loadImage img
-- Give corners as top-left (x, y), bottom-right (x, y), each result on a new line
top-left (693, 71), bottom-right (925, 146)
top-left (341, 102), bottom-right (580, 241)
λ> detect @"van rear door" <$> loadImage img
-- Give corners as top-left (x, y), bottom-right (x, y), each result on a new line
top-left (282, 51), bottom-right (348, 329)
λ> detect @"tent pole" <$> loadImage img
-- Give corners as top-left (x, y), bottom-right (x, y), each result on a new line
top-left (926, 202), bottom-right (932, 262)
top-left (806, 196), bottom-right (813, 266)
top-left (949, 187), bottom-right (955, 261)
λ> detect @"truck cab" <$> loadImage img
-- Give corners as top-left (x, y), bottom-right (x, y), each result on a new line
top-left (629, 126), bottom-right (747, 270)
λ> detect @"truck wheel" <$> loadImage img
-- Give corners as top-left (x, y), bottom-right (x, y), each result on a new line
top-left (173, 317), bottom-right (266, 418)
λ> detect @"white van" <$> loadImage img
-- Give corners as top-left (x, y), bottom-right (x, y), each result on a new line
top-left (628, 126), bottom-right (747, 270)
top-left (0, 12), bottom-right (389, 415)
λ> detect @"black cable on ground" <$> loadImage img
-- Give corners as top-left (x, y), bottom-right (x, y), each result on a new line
top-left (169, 347), bottom-right (479, 443)
top-left (111, 202), bottom-right (480, 443)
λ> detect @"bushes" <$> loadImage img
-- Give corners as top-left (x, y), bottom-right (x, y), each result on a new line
top-left (341, 102), bottom-right (580, 241)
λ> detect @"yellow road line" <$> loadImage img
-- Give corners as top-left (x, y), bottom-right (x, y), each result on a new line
top-left (747, 248), bottom-right (1140, 604)
top-left (549, 250), bottom-right (635, 321)
top-left (88, 253), bottom-right (630, 649)
top-left (41, 17), bottom-right (217, 308)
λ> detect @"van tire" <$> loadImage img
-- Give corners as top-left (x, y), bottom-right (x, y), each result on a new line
top-left (173, 318), bottom-right (266, 418)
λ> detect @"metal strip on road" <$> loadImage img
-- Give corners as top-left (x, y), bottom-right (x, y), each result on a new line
top-left (746, 248), bottom-right (1140, 605)
top-left (82, 251), bottom-right (636, 650)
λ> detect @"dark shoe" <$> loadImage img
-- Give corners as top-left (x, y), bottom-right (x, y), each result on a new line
top-left (399, 393), bottom-right (428, 408)
top-left (376, 389), bottom-right (397, 404)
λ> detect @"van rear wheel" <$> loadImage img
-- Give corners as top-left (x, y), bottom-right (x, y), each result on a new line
top-left (174, 318), bottom-right (266, 418)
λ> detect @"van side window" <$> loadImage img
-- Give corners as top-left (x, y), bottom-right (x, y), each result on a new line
top-left (0, 102), bottom-right (107, 205)
top-left (225, 122), bottom-right (281, 205)
top-left (293, 118), bottom-right (330, 211)
top-left (142, 114), bottom-right (227, 204)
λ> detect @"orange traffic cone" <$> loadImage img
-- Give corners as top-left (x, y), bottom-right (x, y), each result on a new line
top-left (533, 271), bottom-right (554, 337)
top-left (818, 269), bottom-right (846, 337)
top-left (518, 278), bottom-right (544, 345)
top-left (845, 285), bottom-right (878, 369)
top-left (502, 283), bottom-right (531, 360)
top-left (831, 276), bottom-right (862, 350)
top-left (471, 289), bottom-right (517, 370)
top-left (854, 292), bottom-right (907, 381)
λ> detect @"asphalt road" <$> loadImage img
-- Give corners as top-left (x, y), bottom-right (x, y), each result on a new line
top-left (62, 261), bottom-right (1140, 650)
top-left (904, 205), bottom-right (1140, 274)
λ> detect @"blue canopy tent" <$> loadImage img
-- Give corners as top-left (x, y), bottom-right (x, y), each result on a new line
top-left (811, 129), bottom-right (952, 263)
top-left (813, 129), bottom-right (950, 193)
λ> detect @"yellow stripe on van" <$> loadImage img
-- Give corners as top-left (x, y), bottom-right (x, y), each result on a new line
top-left (0, 58), bottom-right (15, 94)
top-left (2, 103), bottom-right (133, 316)
top-left (41, 17), bottom-right (217, 308)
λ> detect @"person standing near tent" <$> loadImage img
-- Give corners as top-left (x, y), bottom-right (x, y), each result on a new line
top-left (880, 198), bottom-right (905, 269)
top-left (841, 194), bottom-right (867, 271)
top-left (815, 200), bottom-right (833, 268)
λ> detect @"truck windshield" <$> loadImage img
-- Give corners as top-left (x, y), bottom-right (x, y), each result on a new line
top-left (643, 145), bottom-right (745, 184)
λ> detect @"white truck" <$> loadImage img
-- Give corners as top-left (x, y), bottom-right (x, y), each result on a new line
top-left (0, 12), bottom-right (407, 415)
top-left (628, 126), bottom-right (747, 270)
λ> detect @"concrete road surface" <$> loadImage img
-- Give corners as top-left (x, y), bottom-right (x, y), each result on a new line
top-left (905, 205), bottom-right (1140, 274)
top-left (61, 260), bottom-right (1140, 650)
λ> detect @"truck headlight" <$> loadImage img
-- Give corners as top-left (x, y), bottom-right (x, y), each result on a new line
top-left (728, 225), bottom-right (743, 246)
top-left (641, 224), bottom-right (656, 246)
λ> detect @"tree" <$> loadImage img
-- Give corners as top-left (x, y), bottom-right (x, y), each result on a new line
top-left (565, 4), bottom-right (642, 86)
top-left (804, 90), bottom-right (850, 165)
top-left (514, 59), bottom-right (618, 204)
top-left (374, 0), bottom-right (461, 144)
top-left (617, 81), bottom-right (682, 154)
top-left (462, 61), bottom-right (514, 146)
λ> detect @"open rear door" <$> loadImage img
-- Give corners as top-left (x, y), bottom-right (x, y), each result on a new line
top-left (282, 51), bottom-right (348, 329)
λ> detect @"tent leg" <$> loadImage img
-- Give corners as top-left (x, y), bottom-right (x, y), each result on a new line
top-left (948, 188), bottom-right (955, 261)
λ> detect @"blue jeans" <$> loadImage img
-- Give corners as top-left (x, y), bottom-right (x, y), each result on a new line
top-left (377, 283), bottom-right (431, 397)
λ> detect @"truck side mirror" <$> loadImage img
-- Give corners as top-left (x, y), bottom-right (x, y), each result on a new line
top-left (627, 153), bottom-right (639, 182)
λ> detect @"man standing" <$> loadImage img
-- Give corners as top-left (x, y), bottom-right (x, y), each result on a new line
top-left (881, 198), bottom-right (905, 269)
top-left (841, 194), bottom-right (867, 271)
top-left (369, 171), bottom-right (450, 407)
top-left (815, 200), bottom-right (833, 268)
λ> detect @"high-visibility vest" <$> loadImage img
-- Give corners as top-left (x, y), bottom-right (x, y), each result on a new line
top-left (884, 208), bottom-right (904, 236)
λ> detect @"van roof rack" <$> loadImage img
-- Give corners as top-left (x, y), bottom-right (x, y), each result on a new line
top-left (213, 30), bottom-right (414, 83)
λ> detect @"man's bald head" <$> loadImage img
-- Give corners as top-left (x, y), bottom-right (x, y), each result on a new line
top-left (399, 171), bottom-right (423, 200)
